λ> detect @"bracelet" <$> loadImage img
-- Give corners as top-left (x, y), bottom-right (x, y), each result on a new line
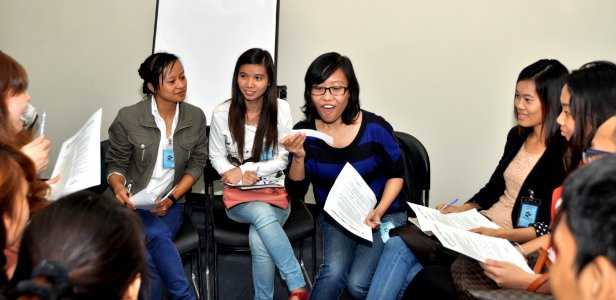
top-left (167, 193), bottom-right (177, 205)
top-left (513, 242), bottom-right (524, 255)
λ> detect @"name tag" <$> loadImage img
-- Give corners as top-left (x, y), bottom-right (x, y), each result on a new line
top-left (517, 196), bottom-right (541, 227)
top-left (163, 141), bottom-right (174, 169)
top-left (380, 221), bottom-right (395, 243)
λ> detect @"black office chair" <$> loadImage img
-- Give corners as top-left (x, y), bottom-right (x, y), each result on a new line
top-left (394, 131), bottom-right (431, 208)
top-left (89, 140), bottom-right (204, 299)
top-left (203, 160), bottom-right (316, 300)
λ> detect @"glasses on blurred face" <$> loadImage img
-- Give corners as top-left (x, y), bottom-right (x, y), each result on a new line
top-left (582, 148), bottom-right (614, 163)
top-left (310, 86), bottom-right (348, 96)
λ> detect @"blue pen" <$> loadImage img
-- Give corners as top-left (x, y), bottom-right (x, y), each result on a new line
top-left (440, 198), bottom-right (459, 211)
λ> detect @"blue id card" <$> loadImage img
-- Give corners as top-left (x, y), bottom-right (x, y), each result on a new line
top-left (163, 140), bottom-right (174, 169)
top-left (380, 221), bottom-right (395, 243)
top-left (517, 196), bottom-right (540, 227)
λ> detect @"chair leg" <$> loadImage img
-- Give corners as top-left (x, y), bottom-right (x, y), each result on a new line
top-left (204, 232), bottom-right (210, 300)
top-left (205, 265), bottom-right (211, 300)
top-left (197, 246), bottom-right (205, 300)
top-left (298, 239), bottom-right (313, 289)
top-left (214, 244), bottom-right (219, 300)
top-left (312, 230), bottom-right (317, 281)
top-left (191, 251), bottom-right (200, 299)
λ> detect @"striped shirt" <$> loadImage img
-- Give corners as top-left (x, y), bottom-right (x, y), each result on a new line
top-left (285, 110), bottom-right (405, 214)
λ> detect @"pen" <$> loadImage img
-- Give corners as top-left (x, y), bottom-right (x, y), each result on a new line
top-left (162, 185), bottom-right (177, 201)
top-left (36, 111), bottom-right (46, 137)
top-left (440, 198), bottom-right (459, 211)
top-left (370, 221), bottom-right (382, 225)
top-left (126, 183), bottom-right (132, 197)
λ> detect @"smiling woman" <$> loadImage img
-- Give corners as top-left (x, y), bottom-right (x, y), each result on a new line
top-left (283, 52), bottom-right (408, 299)
top-left (105, 52), bottom-right (208, 300)
top-left (208, 48), bottom-right (308, 300)
top-left (362, 59), bottom-right (570, 299)
top-left (0, 51), bottom-right (53, 176)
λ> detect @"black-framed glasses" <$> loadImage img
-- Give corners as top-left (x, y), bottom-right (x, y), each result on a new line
top-left (311, 86), bottom-right (348, 96)
top-left (582, 148), bottom-right (614, 163)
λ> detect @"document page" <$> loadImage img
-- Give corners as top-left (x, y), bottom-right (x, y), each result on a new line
top-left (431, 223), bottom-right (533, 273)
top-left (279, 126), bottom-right (333, 144)
top-left (48, 109), bottom-right (102, 200)
top-left (226, 172), bottom-right (284, 190)
top-left (323, 163), bottom-right (376, 242)
top-left (130, 189), bottom-right (159, 210)
top-left (408, 202), bottom-right (499, 232)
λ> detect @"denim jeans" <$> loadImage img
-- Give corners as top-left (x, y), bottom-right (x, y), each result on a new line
top-left (226, 201), bottom-right (306, 300)
top-left (136, 204), bottom-right (195, 300)
top-left (310, 211), bottom-right (407, 300)
top-left (366, 235), bottom-right (423, 300)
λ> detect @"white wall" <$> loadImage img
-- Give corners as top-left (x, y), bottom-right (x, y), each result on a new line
top-left (2, 0), bottom-right (616, 205)
top-left (0, 0), bottom-right (156, 176)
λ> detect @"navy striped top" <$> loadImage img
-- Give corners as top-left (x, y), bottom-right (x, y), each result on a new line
top-left (285, 110), bottom-right (405, 214)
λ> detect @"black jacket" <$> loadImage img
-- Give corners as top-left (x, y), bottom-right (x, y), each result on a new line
top-left (467, 126), bottom-right (566, 228)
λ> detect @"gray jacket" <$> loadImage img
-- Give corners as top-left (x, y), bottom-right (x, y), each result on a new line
top-left (105, 99), bottom-right (208, 202)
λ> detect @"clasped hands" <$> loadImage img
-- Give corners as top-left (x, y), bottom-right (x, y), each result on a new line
top-left (221, 167), bottom-right (259, 186)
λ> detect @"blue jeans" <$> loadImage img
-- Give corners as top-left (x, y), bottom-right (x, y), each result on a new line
top-left (366, 236), bottom-right (423, 300)
top-left (226, 201), bottom-right (306, 300)
top-left (136, 204), bottom-right (195, 300)
top-left (310, 211), bottom-right (407, 300)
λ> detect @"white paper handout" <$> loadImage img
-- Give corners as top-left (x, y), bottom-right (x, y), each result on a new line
top-left (431, 223), bottom-right (534, 273)
top-left (227, 176), bottom-right (284, 190)
top-left (279, 126), bottom-right (334, 145)
top-left (407, 202), bottom-right (499, 232)
top-left (130, 189), bottom-right (160, 210)
top-left (48, 109), bottom-right (102, 200)
top-left (323, 162), bottom-right (376, 242)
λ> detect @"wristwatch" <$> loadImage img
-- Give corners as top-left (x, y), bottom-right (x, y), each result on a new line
top-left (167, 193), bottom-right (178, 205)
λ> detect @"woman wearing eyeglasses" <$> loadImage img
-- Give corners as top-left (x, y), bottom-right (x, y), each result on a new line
top-left (282, 52), bottom-right (407, 299)
top-left (583, 115), bottom-right (616, 161)
top-left (557, 61), bottom-right (616, 170)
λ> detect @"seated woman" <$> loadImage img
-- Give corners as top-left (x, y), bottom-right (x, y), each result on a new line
top-left (12, 191), bottom-right (146, 300)
top-left (475, 61), bottom-right (616, 294)
top-left (282, 52), bottom-right (407, 299)
top-left (0, 142), bottom-right (47, 294)
top-left (105, 52), bottom-right (207, 300)
top-left (367, 59), bottom-right (569, 299)
top-left (0, 50), bottom-right (55, 180)
top-left (209, 48), bottom-right (308, 300)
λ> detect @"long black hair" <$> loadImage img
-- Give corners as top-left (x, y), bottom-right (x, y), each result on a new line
top-left (302, 52), bottom-right (361, 124)
top-left (228, 48), bottom-right (278, 162)
top-left (515, 59), bottom-right (568, 146)
top-left (14, 191), bottom-right (146, 299)
top-left (564, 61), bottom-right (616, 172)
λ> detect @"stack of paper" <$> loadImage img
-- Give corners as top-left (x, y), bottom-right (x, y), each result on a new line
top-left (408, 202), bottom-right (533, 273)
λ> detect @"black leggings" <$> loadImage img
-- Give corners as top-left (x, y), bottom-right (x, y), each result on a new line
top-left (403, 265), bottom-right (458, 300)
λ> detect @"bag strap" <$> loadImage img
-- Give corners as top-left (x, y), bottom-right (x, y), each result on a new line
top-left (526, 273), bottom-right (549, 292)
top-left (532, 248), bottom-right (552, 273)
top-left (527, 247), bottom-right (552, 292)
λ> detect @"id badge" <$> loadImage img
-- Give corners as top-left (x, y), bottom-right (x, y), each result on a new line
top-left (380, 221), bottom-right (395, 243)
top-left (517, 195), bottom-right (541, 227)
top-left (163, 140), bottom-right (174, 169)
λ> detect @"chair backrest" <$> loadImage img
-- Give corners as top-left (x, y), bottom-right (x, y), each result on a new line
top-left (394, 131), bottom-right (430, 207)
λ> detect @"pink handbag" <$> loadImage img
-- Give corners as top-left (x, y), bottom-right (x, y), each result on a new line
top-left (222, 186), bottom-right (289, 209)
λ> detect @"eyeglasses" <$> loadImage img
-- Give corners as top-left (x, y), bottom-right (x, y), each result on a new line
top-left (310, 86), bottom-right (348, 96)
top-left (582, 148), bottom-right (614, 163)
